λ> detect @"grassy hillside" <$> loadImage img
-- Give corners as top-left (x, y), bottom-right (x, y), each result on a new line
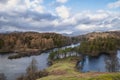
top-left (36, 31), bottom-right (120, 80)
top-left (37, 57), bottom-right (120, 80)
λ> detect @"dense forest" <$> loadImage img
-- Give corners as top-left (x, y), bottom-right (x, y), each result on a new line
top-left (0, 31), bottom-right (120, 58)
top-left (78, 31), bottom-right (120, 56)
top-left (48, 31), bottom-right (120, 60)
top-left (0, 32), bottom-right (73, 57)
top-left (77, 32), bottom-right (120, 72)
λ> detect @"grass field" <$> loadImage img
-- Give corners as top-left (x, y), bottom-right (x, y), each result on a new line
top-left (37, 57), bottom-right (120, 80)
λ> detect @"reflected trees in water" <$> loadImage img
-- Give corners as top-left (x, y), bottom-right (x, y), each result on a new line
top-left (105, 53), bottom-right (120, 72)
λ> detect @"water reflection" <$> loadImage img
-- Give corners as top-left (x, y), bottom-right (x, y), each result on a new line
top-left (80, 51), bottom-right (120, 72)
top-left (0, 43), bottom-right (80, 80)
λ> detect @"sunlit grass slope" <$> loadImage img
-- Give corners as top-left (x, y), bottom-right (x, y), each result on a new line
top-left (37, 57), bottom-right (120, 80)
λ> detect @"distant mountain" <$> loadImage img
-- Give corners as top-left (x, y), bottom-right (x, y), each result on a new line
top-left (62, 33), bottom-right (76, 37)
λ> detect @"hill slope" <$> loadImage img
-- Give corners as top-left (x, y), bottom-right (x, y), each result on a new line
top-left (0, 32), bottom-right (72, 55)
top-left (37, 57), bottom-right (120, 80)
top-left (81, 31), bottom-right (120, 41)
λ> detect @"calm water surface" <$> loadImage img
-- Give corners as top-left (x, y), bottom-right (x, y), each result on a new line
top-left (81, 50), bottom-right (120, 72)
top-left (0, 43), bottom-right (80, 80)
top-left (0, 43), bottom-right (119, 80)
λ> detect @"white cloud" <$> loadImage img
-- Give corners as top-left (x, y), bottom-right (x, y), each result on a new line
top-left (76, 24), bottom-right (96, 31)
top-left (55, 5), bottom-right (70, 19)
top-left (0, 0), bottom-right (27, 12)
top-left (0, 16), bottom-right (9, 22)
top-left (0, 0), bottom-right (120, 35)
top-left (58, 30), bottom-right (73, 34)
top-left (0, 0), bottom-right (44, 13)
top-left (88, 11), bottom-right (109, 20)
top-left (56, 0), bottom-right (68, 3)
top-left (108, 0), bottom-right (120, 8)
top-left (73, 10), bottom-right (120, 32)
top-left (25, 0), bottom-right (44, 13)
top-left (48, 10), bottom-right (120, 34)
top-left (52, 19), bottom-right (59, 26)
top-left (0, 26), bottom-right (23, 32)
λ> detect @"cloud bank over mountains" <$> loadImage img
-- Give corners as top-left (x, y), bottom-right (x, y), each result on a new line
top-left (0, 0), bottom-right (120, 35)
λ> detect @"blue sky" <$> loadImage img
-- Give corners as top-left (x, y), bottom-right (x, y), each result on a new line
top-left (0, 0), bottom-right (120, 35)
top-left (66, 0), bottom-right (112, 11)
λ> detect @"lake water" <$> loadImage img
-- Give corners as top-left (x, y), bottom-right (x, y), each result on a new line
top-left (0, 43), bottom-right (119, 80)
top-left (80, 50), bottom-right (120, 72)
top-left (0, 43), bottom-right (80, 80)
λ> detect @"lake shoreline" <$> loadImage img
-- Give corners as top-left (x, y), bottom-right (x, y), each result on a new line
top-left (0, 43), bottom-right (78, 59)
top-left (0, 43), bottom-right (80, 80)
top-left (37, 56), bottom-right (120, 80)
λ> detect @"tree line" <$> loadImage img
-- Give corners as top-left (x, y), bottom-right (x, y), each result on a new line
top-left (78, 37), bottom-right (120, 72)
top-left (79, 37), bottom-right (120, 56)
top-left (49, 47), bottom-right (80, 61)
top-left (0, 32), bottom-right (72, 56)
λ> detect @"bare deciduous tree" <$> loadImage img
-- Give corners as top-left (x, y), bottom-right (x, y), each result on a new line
top-left (26, 58), bottom-right (38, 74)
top-left (106, 53), bottom-right (120, 72)
top-left (0, 73), bottom-right (6, 80)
